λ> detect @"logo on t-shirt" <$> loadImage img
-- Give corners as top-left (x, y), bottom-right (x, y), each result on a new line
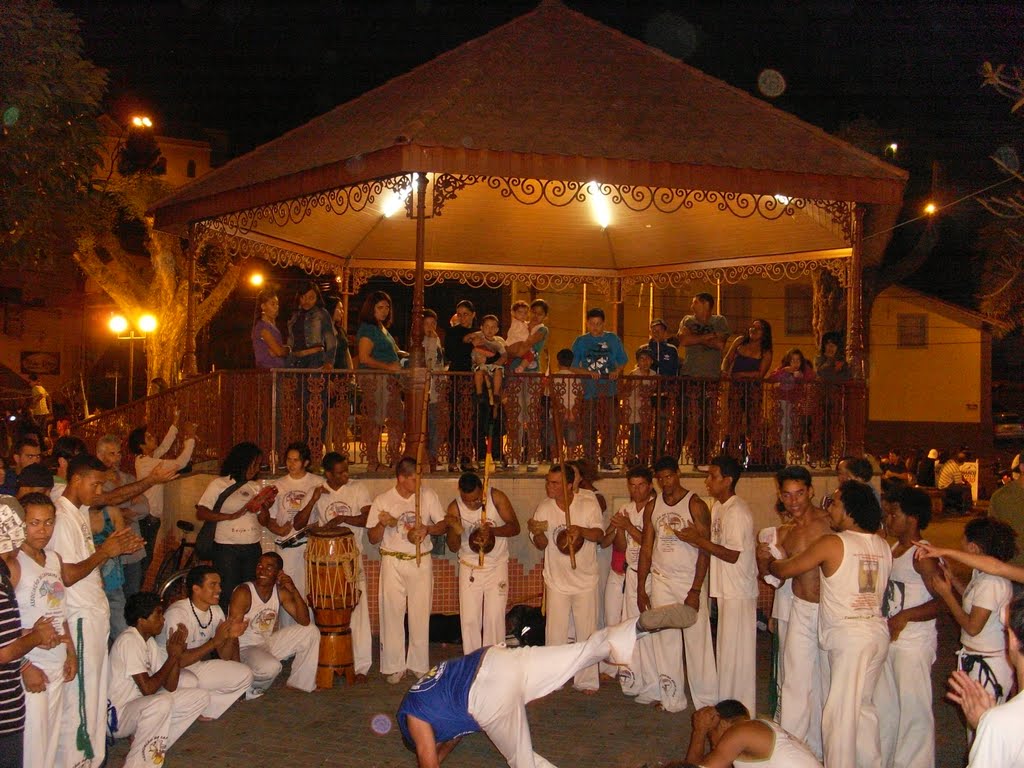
top-left (252, 607), bottom-right (277, 635)
top-left (323, 501), bottom-right (352, 521)
top-left (29, 573), bottom-right (64, 612)
top-left (398, 511), bottom-right (418, 532)
top-left (410, 662), bottom-right (445, 691)
top-left (656, 512), bottom-right (685, 548)
top-left (283, 490), bottom-right (307, 511)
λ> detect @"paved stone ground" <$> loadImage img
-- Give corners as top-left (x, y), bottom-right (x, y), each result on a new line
top-left (109, 515), bottom-right (977, 767)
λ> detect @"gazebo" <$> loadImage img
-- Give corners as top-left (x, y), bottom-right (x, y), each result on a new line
top-left (149, 0), bottom-right (907, 466)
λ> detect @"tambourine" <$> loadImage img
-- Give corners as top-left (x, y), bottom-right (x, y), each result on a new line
top-left (245, 484), bottom-right (278, 513)
top-left (468, 525), bottom-right (496, 554)
top-left (555, 528), bottom-right (585, 556)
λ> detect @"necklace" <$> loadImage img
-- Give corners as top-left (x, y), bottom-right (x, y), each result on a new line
top-left (189, 598), bottom-right (213, 629)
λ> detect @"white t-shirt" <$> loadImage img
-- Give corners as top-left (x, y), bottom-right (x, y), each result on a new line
top-left (961, 570), bottom-right (1013, 653)
top-left (884, 541), bottom-right (937, 648)
top-left (196, 476), bottom-right (263, 545)
top-left (161, 599), bottom-right (225, 653)
top-left (237, 583), bottom-right (279, 650)
top-left (272, 473), bottom-right (324, 528)
top-left (818, 531), bottom-right (892, 649)
top-left (15, 549), bottom-right (67, 672)
top-left (109, 627), bottom-right (168, 713)
top-left (47, 495), bottom-right (108, 618)
top-left (709, 495), bottom-right (758, 600)
top-left (135, 424), bottom-right (196, 520)
top-left (454, 489), bottom-right (509, 566)
top-left (533, 495), bottom-right (603, 595)
top-left (968, 690), bottom-right (1024, 767)
top-left (312, 482), bottom-right (372, 553)
top-left (366, 486), bottom-right (446, 556)
top-left (650, 491), bottom-right (699, 585)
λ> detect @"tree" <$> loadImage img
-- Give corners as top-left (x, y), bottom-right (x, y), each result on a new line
top-left (976, 62), bottom-right (1024, 330)
top-left (0, 0), bottom-right (107, 268)
top-left (73, 175), bottom-right (243, 388)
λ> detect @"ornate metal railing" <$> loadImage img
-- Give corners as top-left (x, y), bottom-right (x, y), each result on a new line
top-left (74, 369), bottom-right (864, 472)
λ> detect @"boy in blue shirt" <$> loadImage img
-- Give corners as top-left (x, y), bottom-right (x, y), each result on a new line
top-left (570, 308), bottom-right (627, 471)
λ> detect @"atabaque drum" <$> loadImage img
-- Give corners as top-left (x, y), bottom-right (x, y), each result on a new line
top-left (305, 528), bottom-right (362, 688)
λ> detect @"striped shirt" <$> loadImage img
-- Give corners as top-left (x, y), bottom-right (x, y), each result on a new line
top-left (0, 559), bottom-right (25, 735)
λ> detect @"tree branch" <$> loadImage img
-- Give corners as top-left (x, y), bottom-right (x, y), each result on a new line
top-left (195, 262), bottom-right (242, 329)
top-left (73, 232), bottom-right (147, 309)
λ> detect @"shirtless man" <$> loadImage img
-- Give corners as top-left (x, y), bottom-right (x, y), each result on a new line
top-left (637, 456), bottom-right (717, 711)
top-left (757, 465), bottom-right (832, 760)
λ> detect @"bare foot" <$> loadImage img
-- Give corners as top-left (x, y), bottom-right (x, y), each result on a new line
top-left (198, 716), bottom-right (215, 722)
top-left (354, 673), bottom-right (368, 685)
top-left (576, 687), bottom-right (599, 696)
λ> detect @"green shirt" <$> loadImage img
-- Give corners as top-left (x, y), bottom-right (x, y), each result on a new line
top-left (990, 481), bottom-right (1024, 566)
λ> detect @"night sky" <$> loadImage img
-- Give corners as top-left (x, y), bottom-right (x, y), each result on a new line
top-left (57, 0), bottom-right (1024, 303)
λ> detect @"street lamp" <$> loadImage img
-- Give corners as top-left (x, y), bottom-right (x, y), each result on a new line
top-left (109, 313), bottom-right (157, 404)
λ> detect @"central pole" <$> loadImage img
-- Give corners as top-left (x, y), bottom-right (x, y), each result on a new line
top-left (128, 336), bottom-right (135, 403)
top-left (405, 172), bottom-right (429, 463)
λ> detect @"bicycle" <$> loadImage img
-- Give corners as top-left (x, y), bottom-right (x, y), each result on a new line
top-left (155, 520), bottom-right (198, 604)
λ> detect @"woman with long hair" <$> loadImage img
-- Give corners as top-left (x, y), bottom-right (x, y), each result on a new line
top-left (323, 294), bottom-right (353, 370)
top-left (768, 347), bottom-right (815, 461)
top-left (722, 319), bottom-right (774, 464)
top-left (355, 290), bottom-right (404, 471)
top-left (252, 287), bottom-right (289, 369)
top-left (286, 281), bottom-right (337, 370)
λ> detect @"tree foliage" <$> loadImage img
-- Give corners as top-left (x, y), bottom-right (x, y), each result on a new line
top-left (977, 62), bottom-right (1024, 330)
top-left (0, 0), bottom-right (107, 267)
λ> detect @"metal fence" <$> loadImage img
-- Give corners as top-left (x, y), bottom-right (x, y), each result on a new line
top-left (74, 369), bottom-right (865, 472)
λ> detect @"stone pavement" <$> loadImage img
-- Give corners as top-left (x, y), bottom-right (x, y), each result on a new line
top-left (109, 515), bottom-right (977, 767)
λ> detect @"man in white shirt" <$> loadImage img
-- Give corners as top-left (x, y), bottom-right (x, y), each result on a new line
top-left (160, 565), bottom-right (253, 719)
top-left (527, 463), bottom-right (605, 692)
top-left (293, 451), bottom-right (373, 681)
top-left (677, 456), bottom-right (757, 714)
top-left (446, 472), bottom-right (520, 655)
top-left (108, 592), bottom-right (209, 768)
top-left (950, 592), bottom-right (1024, 767)
top-left (366, 457), bottom-right (448, 683)
top-left (227, 552), bottom-right (319, 698)
top-left (47, 455), bottom-right (145, 768)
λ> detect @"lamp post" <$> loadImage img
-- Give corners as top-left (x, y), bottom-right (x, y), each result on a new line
top-left (109, 313), bottom-right (157, 403)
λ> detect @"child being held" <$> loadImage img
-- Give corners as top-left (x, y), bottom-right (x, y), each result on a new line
top-left (625, 348), bottom-right (657, 465)
top-left (466, 314), bottom-right (507, 401)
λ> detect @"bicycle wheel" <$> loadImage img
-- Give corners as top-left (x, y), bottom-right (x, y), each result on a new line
top-left (153, 547), bottom-right (184, 594)
top-left (159, 568), bottom-right (191, 606)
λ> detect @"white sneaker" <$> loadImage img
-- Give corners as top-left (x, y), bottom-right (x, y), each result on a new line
top-left (386, 671), bottom-right (406, 684)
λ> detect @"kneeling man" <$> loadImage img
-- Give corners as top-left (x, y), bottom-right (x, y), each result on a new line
top-left (228, 552), bottom-right (319, 697)
top-left (681, 699), bottom-right (822, 767)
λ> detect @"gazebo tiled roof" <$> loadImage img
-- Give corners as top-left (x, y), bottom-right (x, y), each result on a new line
top-left (153, 0), bottom-right (906, 234)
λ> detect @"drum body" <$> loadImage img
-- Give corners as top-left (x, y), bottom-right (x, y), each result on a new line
top-left (305, 528), bottom-right (362, 687)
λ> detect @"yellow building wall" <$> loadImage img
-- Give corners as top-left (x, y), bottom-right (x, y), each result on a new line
top-left (868, 289), bottom-right (981, 423)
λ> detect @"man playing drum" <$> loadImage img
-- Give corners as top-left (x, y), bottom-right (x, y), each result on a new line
top-left (294, 452), bottom-right (373, 682)
top-left (227, 552), bottom-right (319, 698)
top-left (397, 603), bottom-right (698, 768)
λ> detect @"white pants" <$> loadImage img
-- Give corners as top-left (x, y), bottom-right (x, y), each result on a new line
top-left (351, 572), bottom-right (372, 675)
top-left (716, 597), bottom-right (756, 715)
top-left (822, 626), bottom-right (889, 768)
top-left (876, 637), bottom-right (936, 768)
top-left (379, 555), bottom-right (432, 675)
top-left (277, 544), bottom-right (307, 629)
top-left (650, 573), bottom-right (717, 712)
top-left (178, 659), bottom-right (253, 719)
top-left (57, 611), bottom-right (109, 768)
top-left (598, 569), bottom-right (626, 677)
top-left (467, 617), bottom-right (641, 768)
top-left (23, 667), bottom-right (64, 768)
top-left (619, 569), bottom-right (657, 700)
top-left (459, 559), bottom-right (509, 655)
top-left (544, 584), bottom-right (599, 692)
top-left (240, 623), bottom-right (320, 693)
top-left (780, 596), bottom-right (829, 760)
top-left (113, 688), bottom-right (210, 768)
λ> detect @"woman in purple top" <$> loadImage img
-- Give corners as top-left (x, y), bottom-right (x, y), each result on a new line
top-left (722, 319), bottom-right (774, 465)
top-left (252, 288), bottom-right (289, 368)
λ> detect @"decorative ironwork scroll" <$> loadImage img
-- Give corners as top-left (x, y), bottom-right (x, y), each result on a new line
top-left (350, 266), bottom-right (615, 295)
top-left (621, 257), bottom-right (851, 289)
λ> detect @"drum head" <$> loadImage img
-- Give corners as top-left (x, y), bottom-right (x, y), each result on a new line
top-left (309, 526), bottom-right (354, 539)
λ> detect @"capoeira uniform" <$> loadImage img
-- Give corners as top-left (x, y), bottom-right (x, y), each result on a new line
top-left (648, 490), bottom-right (717, 711)
top-left (967, 689), bottom-right (1024, 767)
top-left (397, 616), bottom-right (644, 768)
top-left (618, 501), bottom-right (656, 699)
top-left (730, 718), bottom-right (824, 768)
top-left (160, 599), bottom-right (253, 719)
top-left (956, 569), bottom-right (1013, 710)
top-left (107, 628), bottom-right (209, 768)
top-left (49, 495), bottom-right (110, 768)
top-left (818, 531), bottom-right (892, 768)
top-left (453, 489), bottom-right (510, 654)
top-left (271, 473), bottom-right (322, 627)
top-left (876, 541), bottom-right (937, 768)
top-left (366, 486), bottom-right (446, 676)
top-left (770, 578), bottom-right (793, 720)
top-left (780, 595), bottom-right (828, 757)
top-left (312, 481), bottom-right (372, 675)
top-left (15, 550), bottom-right (67, 768)
top-left (236, 583), bottom-right (319, 695)
top-left (533, 494), bottom-right (603, 692)
top-left (710, 494), bottom-right (757, 714)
